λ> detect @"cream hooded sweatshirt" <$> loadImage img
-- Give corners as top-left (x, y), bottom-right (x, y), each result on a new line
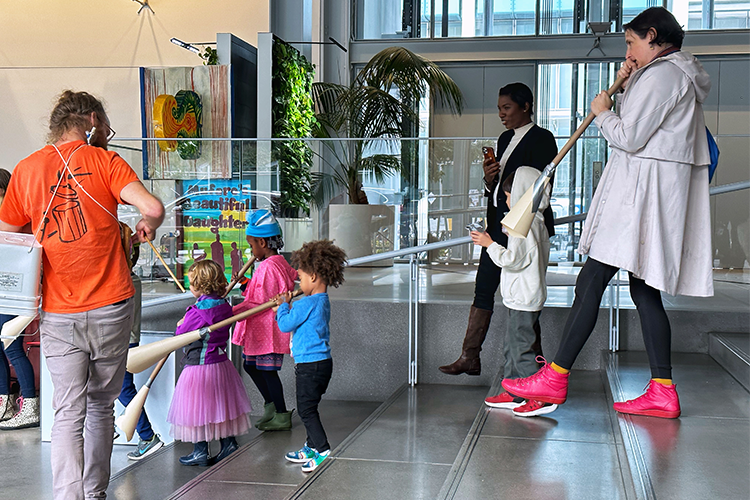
top-left (485, 167), bottom-right (551, 312)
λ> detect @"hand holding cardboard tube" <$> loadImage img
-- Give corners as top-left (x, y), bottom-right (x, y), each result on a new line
top-left (223, 256), bottom-right (256, 298)
top-left (125, 289), bottom-right (303, 374)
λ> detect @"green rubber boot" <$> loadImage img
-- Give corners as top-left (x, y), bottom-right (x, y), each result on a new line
top-left (256, 410), bottom-right (293, 431)
top-left (254, 402), bottom-right (276, 429)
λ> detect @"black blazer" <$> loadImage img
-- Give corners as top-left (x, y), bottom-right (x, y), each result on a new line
top-left (484, 124), bottom-right (557, 244)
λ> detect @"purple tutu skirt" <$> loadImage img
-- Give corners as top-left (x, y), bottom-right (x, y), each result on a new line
top-left (167, 359), bottom-right (252, 442)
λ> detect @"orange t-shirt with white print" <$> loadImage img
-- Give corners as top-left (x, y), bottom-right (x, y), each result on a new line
top-left (0, 141), bottom-right (140, 313)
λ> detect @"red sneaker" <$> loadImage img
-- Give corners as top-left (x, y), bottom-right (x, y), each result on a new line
top-left (613, 381), bottom-right (681, 419)
top-left (502, 357), bottom-right (569, 405)
top-left (484, 391), bottom-right (524, 409)
top-left (512, 399), bottom-right (558, 417)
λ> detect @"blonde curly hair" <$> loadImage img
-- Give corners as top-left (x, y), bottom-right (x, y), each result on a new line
top-left (188, 260), bottom-right (228, 296)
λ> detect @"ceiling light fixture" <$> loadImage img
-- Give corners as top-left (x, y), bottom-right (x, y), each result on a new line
top-left (132, 0), bottom-right (154, 14)
top-left (170, 38), bottom-right (201, 55)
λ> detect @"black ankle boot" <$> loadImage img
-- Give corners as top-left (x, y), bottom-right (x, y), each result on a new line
top-left (179, 441), bottom-right (210, 466)
top-left (214, 436), bottom-right (238, 463)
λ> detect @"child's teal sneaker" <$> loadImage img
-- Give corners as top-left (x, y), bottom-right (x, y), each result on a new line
top-left (285, 444), bottom-right (316, 463)
top-left (301, 449), bottom-right (330, 473)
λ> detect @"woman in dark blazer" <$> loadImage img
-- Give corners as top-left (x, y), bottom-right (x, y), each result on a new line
top-left (440, 82), bottom-right (557, 376)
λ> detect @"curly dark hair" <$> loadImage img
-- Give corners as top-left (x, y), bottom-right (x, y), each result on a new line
top-left (291, 239), bottom-right (347, 288)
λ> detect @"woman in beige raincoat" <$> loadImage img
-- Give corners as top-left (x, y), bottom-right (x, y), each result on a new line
top-left (503, 7), bottom-right (712, 419)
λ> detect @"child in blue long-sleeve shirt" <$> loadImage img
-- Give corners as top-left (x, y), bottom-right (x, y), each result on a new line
top-left (274, 240), bottom-right (347, 473)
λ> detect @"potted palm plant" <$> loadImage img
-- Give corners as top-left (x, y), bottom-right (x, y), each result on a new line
top-left (311, 46), bottom-right (464, 259)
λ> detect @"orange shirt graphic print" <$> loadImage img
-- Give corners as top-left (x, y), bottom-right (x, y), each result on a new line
top-left (44, 167), bottom-right (94, 244)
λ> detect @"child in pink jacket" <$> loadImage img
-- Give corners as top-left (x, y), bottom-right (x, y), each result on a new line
top-left (232, 210), bottom-right (297, 430)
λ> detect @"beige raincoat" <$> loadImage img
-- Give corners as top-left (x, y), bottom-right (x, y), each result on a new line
top-left (580, 51), bottom-right (713, 297)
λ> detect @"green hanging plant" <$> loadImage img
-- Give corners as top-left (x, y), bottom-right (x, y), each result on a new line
top-left (200, 47), bottom-right (219, 65)
top-left (271, 39), bottom-right (317, 217)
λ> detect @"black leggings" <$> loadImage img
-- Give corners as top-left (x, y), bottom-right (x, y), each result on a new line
top-left (554, 258), bottom-right (672, 379)
top-left (243, 363), bottom-right (287, 413)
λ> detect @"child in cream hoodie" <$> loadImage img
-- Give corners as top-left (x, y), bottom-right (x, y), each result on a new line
top-left (471, 166), bottom-right (555, 417)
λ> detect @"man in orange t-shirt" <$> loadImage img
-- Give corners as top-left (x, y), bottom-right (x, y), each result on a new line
top-left (0, 91), bottom-right (164, 500)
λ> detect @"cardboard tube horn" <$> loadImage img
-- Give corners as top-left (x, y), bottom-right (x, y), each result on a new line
top-left (501, 76), bottom-right (626, 238)
top-left (126, 289), bottom-right (303, 374)
top-left (0, 315), bottom-right (36, 349)
top-left (115, 356), bottom-right (168, 441)
top-left (223, 256), bottom-right (257, 298)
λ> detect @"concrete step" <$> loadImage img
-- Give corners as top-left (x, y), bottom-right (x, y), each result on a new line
top-left (438, 366), bottom-right (633, 500)
top-left (709, 332), bottom-right (750, 391)
top-left (605, 351), bottom-right (750, 500)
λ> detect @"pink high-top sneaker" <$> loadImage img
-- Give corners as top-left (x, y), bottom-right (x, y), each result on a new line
top-left (501, 357), bottom-right (569, 405)
top-left (613, 381), bottom-right (681, 419)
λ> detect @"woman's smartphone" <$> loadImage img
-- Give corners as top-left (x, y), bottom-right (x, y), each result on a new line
top-left (482, 146), bottom-right (496, 163)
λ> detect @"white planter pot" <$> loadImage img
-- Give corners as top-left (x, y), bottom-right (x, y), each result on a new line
top-left (328, 204), bottom-right (395, 265)
top-left (279, 217), bottom-right (314, 253)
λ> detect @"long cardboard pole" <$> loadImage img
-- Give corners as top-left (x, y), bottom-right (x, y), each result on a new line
top-left (126, 289), bottom-right (303, 373)
top-left (222, 256), bottom-right (257, 298)
top-left (147, 239), bottom-right (186, 293)
top-left (500, 76), bottom-right (625, 238)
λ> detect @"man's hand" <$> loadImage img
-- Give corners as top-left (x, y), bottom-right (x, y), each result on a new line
top-left (135, 219), bottom-right (157, 242)
top-left (120, 181), bottom-right (165, 243)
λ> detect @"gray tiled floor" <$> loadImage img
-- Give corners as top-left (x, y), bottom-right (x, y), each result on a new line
top-left (451, 370), bottom-right (629, 500)
top-left (0, 400), bottom-right (379, 500)
top-left (295, 384), bottom-right (489, 500)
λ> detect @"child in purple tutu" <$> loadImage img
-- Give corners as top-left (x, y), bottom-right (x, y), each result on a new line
top-left (167, 260), bottom-right (252, 466)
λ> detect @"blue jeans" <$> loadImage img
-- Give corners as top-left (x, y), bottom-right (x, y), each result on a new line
top-left (116, 342), bottom-right (155, 441)
top-left (0, 314), bottom-right (36, 398)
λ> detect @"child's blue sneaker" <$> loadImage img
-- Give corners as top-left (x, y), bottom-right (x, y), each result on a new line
top-left (301, 449), bottom-right (330, 473)
top-left (285, 444), bottom-right (316, 463)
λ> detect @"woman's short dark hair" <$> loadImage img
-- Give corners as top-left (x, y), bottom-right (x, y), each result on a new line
top-left (624, 7), bottom-right (685, 49)
top-left (499, 83), bottom-right (534, 116)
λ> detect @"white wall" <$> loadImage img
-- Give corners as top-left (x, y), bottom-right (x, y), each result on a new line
top-left (0, 0), bottom-right (269, 173)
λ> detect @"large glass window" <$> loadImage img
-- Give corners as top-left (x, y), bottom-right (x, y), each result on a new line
top-left (668, 0), bottom-right (750, 29)
top-left (537, 61), bottom-right (616, 261)
top-left (356, 0), bottom-right (750, 39)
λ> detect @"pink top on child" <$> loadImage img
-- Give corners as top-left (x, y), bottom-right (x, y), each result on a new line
top-left (232, 254), bottom-right (297, 356)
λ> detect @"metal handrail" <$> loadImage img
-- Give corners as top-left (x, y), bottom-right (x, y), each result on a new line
top-left (710, 179), bottom-right (750, 196)
top-left (545, 179), bottom-right (750, 227)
